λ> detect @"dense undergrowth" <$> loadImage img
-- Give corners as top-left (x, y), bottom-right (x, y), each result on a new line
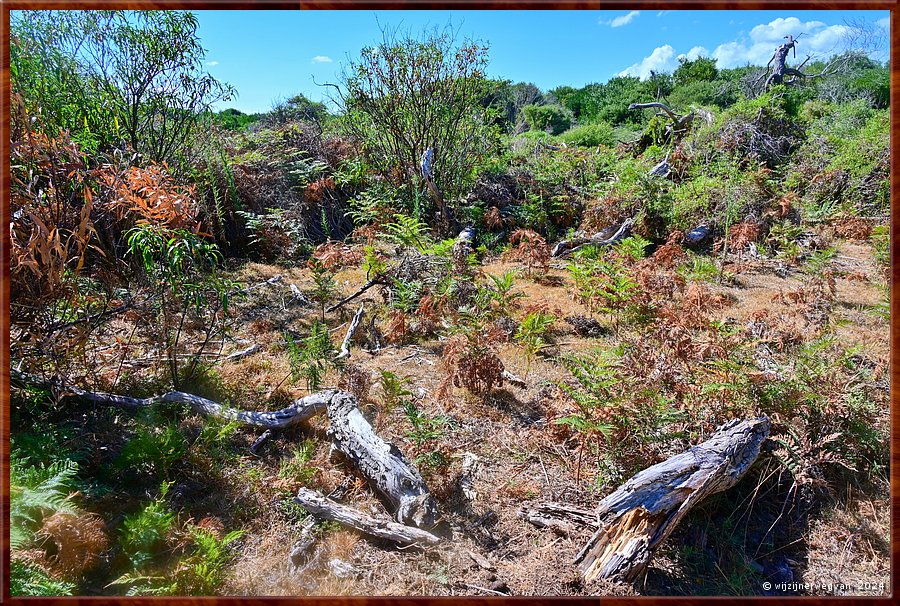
top-left (9, 10), bottom-right (890, 596)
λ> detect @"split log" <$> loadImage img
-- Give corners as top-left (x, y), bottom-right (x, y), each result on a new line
top-left (294, 488), bottom-right (441, 547)
top-left (574, 417), bottom-right (770, 583)
top-left (335, 304), bottom-right (365, 360)
top-left (551, 217), bottom-right (635, 258)
top-left (225, 343), bottom-right (260, 362)
top-left (326, 391), bottom-right (439, 529)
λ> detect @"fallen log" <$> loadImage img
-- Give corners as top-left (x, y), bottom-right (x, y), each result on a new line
top-left (326, 391), bottom-right (439, 529)
top-left (551, 217), bottom-right (635, 258)
top-left (294, 488), bottom-right (442, 547)
top-left (574, 417), bottom-right (770, 583)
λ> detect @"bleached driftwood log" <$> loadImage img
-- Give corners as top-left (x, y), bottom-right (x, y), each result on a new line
top-left (551, 217), bottom-right (635, 258)
top-left (294, 488), bottom-right (441, 547)
top-left (573, 417), bottom-right (770, 583)
top-left (326, 391), bottom-right (439, 529)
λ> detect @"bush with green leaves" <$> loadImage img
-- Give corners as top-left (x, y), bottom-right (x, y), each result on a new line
top-left (285, 321), bottom-right (338, 391)
top-left (10, 454), bottom-right (81, 551)
top-left (559, 121), bottom-right (615, 148)
top-left (521, 104), bottom-right (573, 135)
top-left (335, 25), bottom-right (499, 230)
top-left (515, 310), bottom-right (556, 377)
top-left (12, 10), bottom-right (233, 162)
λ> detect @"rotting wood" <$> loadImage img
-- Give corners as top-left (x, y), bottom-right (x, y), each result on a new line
top-left (551, 217), bottom-right (635, 258)
top-left (573, 416), bottom-right (770, 583)
top-left (521, 501), bottom-right (599, 536)
top-left (294, 488), bottom-right (442, 547)
top-left (335, 303), bottom-right (365, 360)
top-left (326, 391), bottom-right (439, 529)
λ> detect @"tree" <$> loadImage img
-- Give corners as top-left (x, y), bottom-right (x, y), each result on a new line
top-left (11, 10), bottom-right (234, 163)
top-left (334, 25), bottom-right (498, 233)
top-left (674, 56), bottom-right (718, 86)
top-left (269, 93), bottom-right (329, 126)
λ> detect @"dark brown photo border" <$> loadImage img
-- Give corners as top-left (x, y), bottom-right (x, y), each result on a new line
top-left (0, 1), bottom-right (895, 604)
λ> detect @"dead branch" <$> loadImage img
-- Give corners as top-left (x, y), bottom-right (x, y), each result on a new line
top-left (294, 488), bottom-right (442, 547)
top-left (551, 217), bottom-right (635, 258)
top-left (573, 417), bottom-right (770, 583)
top-left (335, 303), bottom-right (365, 360)
top-left (521, 502), bottom-right (599, 536)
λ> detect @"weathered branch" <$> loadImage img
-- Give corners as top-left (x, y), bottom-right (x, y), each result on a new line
top-left (294, 488), bottom-right (442, 547)
top-left (574, 417), bottom-right (770, 583)
top-left (521, 502), bottom-right (599, 536)
top-left (325, 277), bottom-right (383, 313)
top-left (551, 217), bottom-right (635, 258)
top-left (335, 304), bottom-right (365, 360)
top-left (628, 102), bottom-right (680, 121)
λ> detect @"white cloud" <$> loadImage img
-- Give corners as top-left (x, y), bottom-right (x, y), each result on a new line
top-left (618, 44), bottom-right (676, 79)
top-left (877, 17), bottom-right (889, 29)
top-left (657, 11), bottom-right (670, 18)
top-left (600, 10), bottom-right (640, 28)
top-left (711, 17), bottom-right (851, 68)
top-left (311, 55), bottom-right (333, 64)
top-left (205, 61), bottom-right (219, 67)
top-left (678, 46), bottom-right (710, 62)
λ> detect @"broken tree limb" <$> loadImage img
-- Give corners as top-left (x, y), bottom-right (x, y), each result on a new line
top-left (574, 417), bottom-right (770, 583)
top-left (225, 343), bottom-right (261, 362)
top-left (335, 304), bottom-right (365, 360)
top-left (294, 488), bottom-right (442, 547)
top-left (628, 102), bottom-right (680, 121)
top-left (325, 277), bottom-right (383, 313)
top-left (551, 217), bottom-right (636, 258)
top-left (325, 391), bottom-right (439, 529)
top-left (10, 369), bottom-right (331, 429)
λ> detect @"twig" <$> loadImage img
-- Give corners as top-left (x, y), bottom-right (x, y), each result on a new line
top-left (335, 304), bottom-right (365, 360)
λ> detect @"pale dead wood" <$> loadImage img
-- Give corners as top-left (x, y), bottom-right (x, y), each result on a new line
top-left (335, 303), bottom-right (365, 360)
top-left (551, 217), bottom-right (636, 258)
top-left (521, 502), bottom-right (599, 536)
top-left (574, 417), bottom-right (770, 583)
top-left (293, 488), bottom-right (442, 547)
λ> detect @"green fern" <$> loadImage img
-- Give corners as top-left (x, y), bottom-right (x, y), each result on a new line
top-left (11, 559), bottom-right (76, 596)
top-left (10, 454), bottom-right (80, 550)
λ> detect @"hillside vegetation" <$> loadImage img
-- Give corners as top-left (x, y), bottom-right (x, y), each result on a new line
top-left (9, 12), bottom-right (890, 597)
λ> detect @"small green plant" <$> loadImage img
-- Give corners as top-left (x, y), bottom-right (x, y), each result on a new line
top-left (116, 423), bottom-right (187, 477)
top-left (307, 258), bottom-right (337, 321)
top-left (677, 253), bottom-right (719, 283)
top-left (362, 245), bottom-right (388, 278)
top-left (11, 559), bottom-right (76, 596)
top-left (278, 439), bottom-right (318, 485)
top-left (403, 401), bottom-right (450, 446)
top-left (376, 370), bottom-right (414, 417)
top-left (384, 214), bottom-right (433, 252)
top-left (285, 321), bottom-right (337, 391)
top-left (515, 310), bottom-right (556, 377)
top-left (119, 482), bottom-right (176, 569)
top-left (486, 270), bottom-right (525, 315)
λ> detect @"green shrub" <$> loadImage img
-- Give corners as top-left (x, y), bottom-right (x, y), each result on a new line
top-left (560, 121), bottom-right (615, 147)
top-left (522, 104), bottom-right (573, 135)
top-left (11, 559), bottom-right (76, 596)
top-left (116, 423), bottom-right (187, 477)
top-left (120, 482), bottom-right (176, 569)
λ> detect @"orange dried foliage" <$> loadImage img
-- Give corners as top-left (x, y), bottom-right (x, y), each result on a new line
top-left (38, 513), bottom-right (108, 578)
top-left (99, 163), bottom-right (200, 231)
top-left (384, 310), bottom-right (411, 344)
top-left (306, 176), bottom-right (336, 203)
top-left (312, 241), bottom-right (363, 270)
top-left (728, 221), bottom-right (760, 252)
top-left (508, 229), bottom-right (550, 277)
top-left (653, 231), bottom-right (686, 269)
top-left (830, 216), bottom-right (872, 240)
top-left (438, 333), bottom-right (504, 400)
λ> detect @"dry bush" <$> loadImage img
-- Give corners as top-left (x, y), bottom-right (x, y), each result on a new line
top-left (438, 333), bottom-right (504, 400)
top-left (38, 512), bottom-right (108, 578)
top-left (312, 241), bottom-right (362, 270)
top-left (414, 294), bottom-right (441, 337)
top-left (305, 176), bottom-right (335, 203)
top-left (653, 231), bottom-right (686, 269)
top-left (383, 310), bottom-right (411, 344)
top-left (507, 229), bottom-right (550, 277)
top-left (727, 221), bottom-right (760, 252)
top-left (830, 216), bottom-right (872, 240)
top-left (99, 163), bottom-right (200, 230)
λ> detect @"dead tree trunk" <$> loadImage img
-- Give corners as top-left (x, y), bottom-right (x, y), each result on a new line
top-left (574, 417), bottom-right (770, 583)
top-left (326, 391), bottom-right (439, 529)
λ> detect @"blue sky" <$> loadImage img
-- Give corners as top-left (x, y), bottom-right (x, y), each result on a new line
top-left (194, 9), bottom-right (889, 114)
